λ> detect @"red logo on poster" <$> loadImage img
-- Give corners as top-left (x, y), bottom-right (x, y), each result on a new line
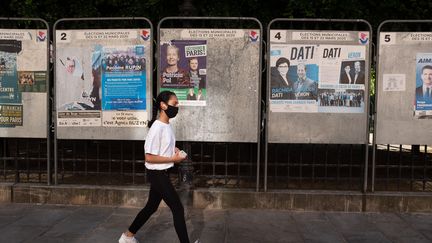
top-left (141, 30), bottom-right (150, 41)
top-left (249, 31), bottom-right (259, 42)
top-left (37, 31), bottom-right (46, 42)
top-left (359, 32), bottom-right (369, 45)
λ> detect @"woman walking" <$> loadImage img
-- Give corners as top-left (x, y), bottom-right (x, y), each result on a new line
top-left (119, 91), bottom-right (195, 243)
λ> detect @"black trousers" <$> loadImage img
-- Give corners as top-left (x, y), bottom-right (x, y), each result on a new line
top-left (128, 169), bottom-right (190, 243)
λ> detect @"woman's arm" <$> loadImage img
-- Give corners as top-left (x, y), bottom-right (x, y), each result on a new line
top-left (145, 151), bottom-right (184, 164)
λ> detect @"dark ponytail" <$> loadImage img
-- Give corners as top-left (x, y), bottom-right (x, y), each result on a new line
top-left (148, 90), bottom-right (176, 128)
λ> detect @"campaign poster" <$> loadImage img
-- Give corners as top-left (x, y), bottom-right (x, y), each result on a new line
top-left (18, 71), bottom-right (47, 92)
top-left (0, 30), bottom-right (48, 129)
top-left (269, 39), bottom-right (366, 113)
top-left (414, 53), bottom-right (432, 119)
top-left (0, 40), bottom-right (21, 105)
top-left (56, 45), bottom-right (103, 126)
top-left (270, 45), bottom-right (319, 112)
top-left (0, 104), bottom-right (23, 126)
top-left (56, 29), bottom-right (151, 127)
top-left (101, 45), bottom-right (146, 110)
top-left (101, 45), bottom-right (147, 127)
top-left (318, 45), bottom-right (366, 113)
top-left (160, 40), bottom-right (207, 106)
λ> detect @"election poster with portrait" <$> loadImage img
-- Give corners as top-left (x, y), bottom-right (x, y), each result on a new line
top-left (101, 45), bottom-right (147, 125)
top-left (0, 44), bottom-right (21, 127)
top-left (0, 42), bottom-right (21, 104)
top-left (158, 27), bottom-right (260, 142)
top-left (269, 30), bottom-right (367, 113)
top-left (160, 40), bottom-right (207, 106)
top-left (414, 53), bottom-right (432, 119)
top-left (0, 29), bottom-right (48, 129)
top-left (376, 31), bottom-right (432, 144)
top-left (56, 29), bottom-right (151, 127)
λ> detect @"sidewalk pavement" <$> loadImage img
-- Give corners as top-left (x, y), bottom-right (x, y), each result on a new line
top-left (0, 203), bottom-right (431, 243)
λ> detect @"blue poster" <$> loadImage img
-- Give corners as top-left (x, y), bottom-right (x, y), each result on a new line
top-left (0, 48), bottom-right (21, 104)
top-left (101, 45), bottom-right (146, 111)
top-left (415, 53), bottom-right (432, 114)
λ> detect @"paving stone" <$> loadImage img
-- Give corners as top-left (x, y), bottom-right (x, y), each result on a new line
top-left (344, 232), bottom-right (392, 243)
top-left (1, 225), bottom-right (51, 242)
top-left (41, 206), bottom-right (114, 238)
top-left (293, 212), bottom-right (345, 243)
top-left (12, 207), bottom-right (75, 226)
top-left (365, 213), bottom-right (430, 243)
top-left (226, 209), bottom-right (303, 243)
top-left (0, 215), bottom-right (21, 229)
top-left (398, 213), bottom-right (432, 241)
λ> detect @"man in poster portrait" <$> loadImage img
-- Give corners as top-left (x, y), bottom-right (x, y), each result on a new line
top-left (294, 63), bottom-right (317, 100)
top-left (196, 88), bottom-right (205, 100)
top-left (352, 61), bottom-right (365, 84)
top-left (188, 57), bottom-right (205, 89)
top-left (161, 45), bottom-right (190, 86)
top-left (416, 65), bottom-right (432, 101)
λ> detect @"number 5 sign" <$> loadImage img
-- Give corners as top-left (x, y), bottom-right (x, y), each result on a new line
top-left (56, 30), bottom-right (71, 43)
top-left (380, 32), bottom-right (396, 45)
top-left (270, 30), bottom-right (286, 43)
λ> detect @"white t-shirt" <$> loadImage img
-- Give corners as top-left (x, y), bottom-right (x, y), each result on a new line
top-left (144, 120), bottom-right (175, 170)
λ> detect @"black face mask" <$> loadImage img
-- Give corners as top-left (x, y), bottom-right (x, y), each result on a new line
top-left (164, 105), bottom-right (178, 118)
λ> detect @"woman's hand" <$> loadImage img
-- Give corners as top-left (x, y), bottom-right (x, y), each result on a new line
top-left (171, 150), bottom-right (186, 163)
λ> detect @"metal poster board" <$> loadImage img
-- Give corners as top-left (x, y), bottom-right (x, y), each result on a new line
top-left (376, 20), bottom-right (432, 145)
top-left (0, 18), bottom-right (49, 138)
top-left (267, 19), bottom-right (372, 144)
top-left (158, 17), bottom-right (262, 143)
top-left (54, 18), bottom-right (153, 140)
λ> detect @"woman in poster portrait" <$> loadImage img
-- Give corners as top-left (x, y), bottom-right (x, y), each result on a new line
top-left (161, 45), bottom-right (190, 87)
top-left (270, 57), bottom-right (294, 99)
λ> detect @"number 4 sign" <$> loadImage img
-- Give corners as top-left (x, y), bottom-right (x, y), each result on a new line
top-left (270, 30), bottom-right (286, 43)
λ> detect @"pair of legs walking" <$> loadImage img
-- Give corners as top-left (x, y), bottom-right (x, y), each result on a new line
top-left (128, 169), bottom-right (190, 243)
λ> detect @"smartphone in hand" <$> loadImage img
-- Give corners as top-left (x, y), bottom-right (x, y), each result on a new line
top-left (179, 150), bottom-right (187, 159)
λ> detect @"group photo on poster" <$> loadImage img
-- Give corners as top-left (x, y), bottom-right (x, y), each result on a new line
top-left (160, 40), bottom-right (207, 106)
top-left (414, 53), bottom-right (432, 119)
top-left (18, 71), bottom-right (46, 92)
top-left (101, 45), bottom-right (146, 111)
top-left (318, 89), bottom-right (364, 108)
top-left (270, 44), bottom-right (366, 113)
